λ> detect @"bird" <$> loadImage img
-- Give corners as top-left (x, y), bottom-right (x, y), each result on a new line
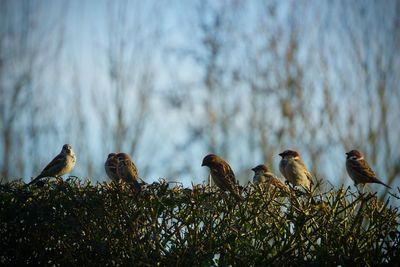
top-left (345, 149), bottom-right (391, 189)
top-left (252, 164), bottom-right (289, 192)
top-left (201, 154), bottom-right (243, 201)
top-left (104, 153), bottom-right (119, 181)
top-left (279, 150), bottom-right (313, 190)
top-left (28, 144), bottom-right (76, 185)
top-left (115, 152), bottom-right (141, 193)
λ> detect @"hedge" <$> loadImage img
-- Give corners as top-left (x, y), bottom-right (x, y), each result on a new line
top-left (1, 179), bottom-right (399, 266)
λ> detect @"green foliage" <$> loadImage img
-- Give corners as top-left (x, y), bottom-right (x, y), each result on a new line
top-left (1, 179), bottom-right (399, 266)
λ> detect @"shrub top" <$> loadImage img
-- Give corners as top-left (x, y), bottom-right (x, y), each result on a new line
top-left (1, 179), bottom-right (399, 266)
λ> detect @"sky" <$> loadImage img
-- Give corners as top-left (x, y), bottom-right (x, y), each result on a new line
top-left (0, 0), bottom-right (399, 196)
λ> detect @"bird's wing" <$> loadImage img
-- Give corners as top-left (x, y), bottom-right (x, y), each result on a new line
top-left (117, 158), bottom-right (137, 181)
top-left (349, 159), bottom-right (391, 188)
top-left (297, 158), bottom-right (314, 185)
top-left (40, 154), bottom-right (67, 176)
top-left (223, 163), bottom-right (243, 198)
top-left (222, 163), bottom-right (237, 186)
top-left (211, 162), bottom-right (242, 201)
top-left (349, 159), bottom-right (378, 181)
top-left (125, 161), bottom-right (139, 183)
top-left (305, 170), bottom-right (314, 185)
top-left (270, 178), bottom-right (290, 192)
top-left (117, 159), bottom-right (141, 192)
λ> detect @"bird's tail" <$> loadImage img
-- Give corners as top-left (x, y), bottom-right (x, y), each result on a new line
top-left (130, 180), bottom-right (141, 194)
top-left (376, 180), bottom-right (392, 189)
top-left (27, 175), bottom-right (44, 186)
top-left (122, 172), bottom-right (142, 193)
top-left (232, 190), bottom-right (244, 201)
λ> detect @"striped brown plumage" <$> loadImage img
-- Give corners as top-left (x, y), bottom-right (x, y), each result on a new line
top-left (29, 144), bottom-right (76, 185)
top-left (115, 153), bottom-right (141, 193)
top-left (252, 164), bottom-right (289, 193)
top-left (346, 150), bottom-right (391, 189)
top-left (279, 150), bottom-right (313, 190)
top-left (201, 154), bottom-right (243, 201)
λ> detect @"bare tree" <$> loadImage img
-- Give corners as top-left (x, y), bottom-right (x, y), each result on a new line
top-left (0, 1), bottom-right (65, 181)
top-left (169, 0), bottom-right (399, 191)
top-left (332, 0), bottom-right (400, 188)
top-left (171, 1), bottom-right (246, 184)
top-left (92, 0), bottom-right (163, 180)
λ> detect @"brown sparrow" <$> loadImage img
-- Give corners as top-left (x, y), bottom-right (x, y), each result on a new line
top-left (346, 150), bottom-right (391, 189)
top-left (29, 144), bottom-right (76, 185)
top-left (116, 152), bottom-right (141, 192)
top-left (201, 154), bottom-right (243, 201)
top-left (252, 164), bottom-right (289, 192)
top-left (279, 150), bottom-right (313, 190)
top-left (104, 153), bottom-right (119, 181)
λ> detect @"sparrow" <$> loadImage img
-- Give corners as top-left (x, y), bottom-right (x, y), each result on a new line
top-left (279, 150), bottom-right (313, 190)
top-left (252, 164), bottom-right (289, 192)
top-left (345, 149), bottom-right (391, 189)
top-left (104, 153), bottom-right (119, 181)
top-left (116, 152), bottom-right (141, 193)
top-left (201, 154), bottom-right (243, 201)
top-left (28, 144), bottom-right (76, 185)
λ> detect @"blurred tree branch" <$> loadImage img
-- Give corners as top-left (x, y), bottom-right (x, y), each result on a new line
top-left (0, 1), bottom-right (66, 181)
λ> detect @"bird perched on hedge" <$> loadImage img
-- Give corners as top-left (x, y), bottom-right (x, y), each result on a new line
top-left (279, 150), bottom-right (313, 190)
top-left (252, 164), bottom-right (289, 192)
top-left (201, 154), bottom-right (243, 201)
top-left (28, 144), bottom-right (76, 185)
top-left (115, 152), bottom-right (141, 193)
top-left (104, 153), bottom-right (119, 181)
top-left (346, 149), bottom-right (391, 189)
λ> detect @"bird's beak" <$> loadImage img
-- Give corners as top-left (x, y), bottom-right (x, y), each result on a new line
top-left (251, 167), bottom-right (256, 171)
top-left (201, 162), bottom-right (205, 167)
top-left (345, 152), bottom-right (349, 156)
top-left (278, 153), bottom-right (283, 157)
